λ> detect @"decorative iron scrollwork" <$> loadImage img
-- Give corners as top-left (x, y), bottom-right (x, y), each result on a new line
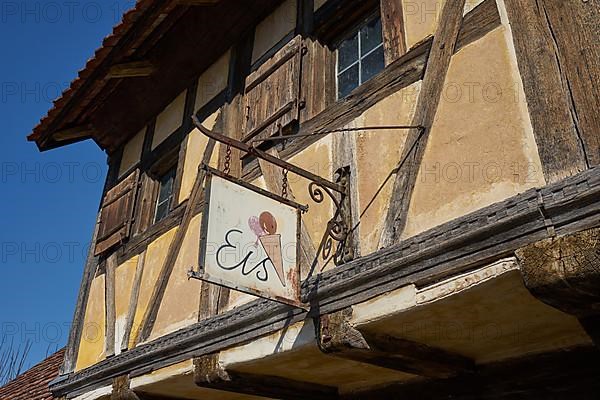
top-left (309, 167), bottom-right (354, 269)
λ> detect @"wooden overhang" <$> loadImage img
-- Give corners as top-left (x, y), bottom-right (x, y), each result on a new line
top-left (27, 0), bottom-right (285, 153)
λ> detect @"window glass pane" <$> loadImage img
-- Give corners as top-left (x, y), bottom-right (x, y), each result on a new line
top-left (338, 64), bottom-right (359, 98)
top-left (360, 17), bottom-right (383, 56)
top-left (361, 45), bottom-right (385, 83)
top-left (155, 201), bottom-right (170, 223)
top-left (337, 33), bottom-right (359, 72)
top-left (158, 169), bottom-right (175, 204)
top-left (155, 168), bottom-right (176, 223)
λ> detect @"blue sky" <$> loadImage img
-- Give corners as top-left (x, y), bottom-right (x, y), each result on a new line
top-left (0, 0), bottom-right (133, 369)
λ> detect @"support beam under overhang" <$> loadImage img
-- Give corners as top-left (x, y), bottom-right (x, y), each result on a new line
top-left (516, 227), bottom-right (600, 347)
top-left (317, 308), bottom-right (474, 379)
top-left (107, 61), bottom-right (155, 79)
top-left (194, 353), bottom-right (339, 400)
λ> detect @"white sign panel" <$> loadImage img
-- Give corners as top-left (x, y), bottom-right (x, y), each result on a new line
top-left (198, 168), bottom-right (303, 307)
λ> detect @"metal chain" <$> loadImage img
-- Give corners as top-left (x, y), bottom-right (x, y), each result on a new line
top-left (223, 145), bottom-right (232, 175)
top-left (281, 168), bottom-right (289, 199)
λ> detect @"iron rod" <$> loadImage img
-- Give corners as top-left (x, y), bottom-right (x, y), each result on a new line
top-left (251, 125), bottom-right (425, 144)
top-left (192, 116), bottom-right (346, 194)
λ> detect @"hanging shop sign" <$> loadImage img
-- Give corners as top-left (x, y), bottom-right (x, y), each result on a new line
top-left (195, 166), bottom-right (307, 307)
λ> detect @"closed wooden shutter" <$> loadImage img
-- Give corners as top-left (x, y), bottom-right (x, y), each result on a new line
top-left (94, 169), bottom-right (139, 255)
top-left (242, 35), bottom-right (304, 142)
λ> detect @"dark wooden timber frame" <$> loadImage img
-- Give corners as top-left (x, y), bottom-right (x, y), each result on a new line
top-left (51, 164), bottom-right (600, 397)
top-left (381, 0), bottom-right (467, 247)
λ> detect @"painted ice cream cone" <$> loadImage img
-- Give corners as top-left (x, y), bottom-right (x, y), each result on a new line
top-left (259, 234), bottom-right (285, 287)
top-left (249, 211), bottom-right (286, 287)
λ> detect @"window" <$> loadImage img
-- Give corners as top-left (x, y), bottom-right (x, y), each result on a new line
top-left (336, 15), bottom-right (385, 99)
top-left (154, 167), bottom-right (176, 223)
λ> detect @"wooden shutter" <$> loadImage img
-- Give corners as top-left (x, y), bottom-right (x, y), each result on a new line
top-left (242, 35), bottom-right (304, 142)
top-left (300, 38), bottom-right (336, 123)
top-left (95, 169), bottom-right (139, 255)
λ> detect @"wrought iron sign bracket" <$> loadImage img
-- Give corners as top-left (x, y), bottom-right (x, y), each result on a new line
top-left (192, 116), bottom-right (354, 270)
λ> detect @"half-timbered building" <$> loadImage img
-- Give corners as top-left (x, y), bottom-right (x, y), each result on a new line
top-left (29, 0), bottom-right (599, 398)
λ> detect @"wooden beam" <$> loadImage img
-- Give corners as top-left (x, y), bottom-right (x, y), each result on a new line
top-left (111, 375), bottom-right (139, 400)
top-left (121, 251), bottom-right (146, 350)
top-left (380, 0), bottom-right (467, 248)
top-left (194, 354), bottom-right (339, 400)
top-left (380, 0), bottom-right (407, 65)
top-left (515, 227), bottom-right (600, 346)
top-left (318, 309), bottom-right (474, 378)
top-left (136, 137), bottom-right (217, 343)
top-left (503, 0), bottom-right (591, 182)
top-left (52, 124), bottom-right (95, 141)
top-left (107, 61), bottom-right (155, 79)
top-left (105, 253), bottom-right (118, 357)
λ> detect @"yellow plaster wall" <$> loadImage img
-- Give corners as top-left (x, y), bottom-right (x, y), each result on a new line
top-left (152, 91), bottom-right (187, 150)
top-left (178, 110), bottom-right (221, 203)
top-left (196, 50), bottom-right (231, 112)
top-left (288, 136), bottom-right (334, 255)
top-left (114, 256), bottom-right (138, 353)
top-left (402, 1), bottom-right (487, 50)
top-left (130, 228), bottom-right (177, 344)
top-left (403, 27), bottom-right (544, 238)
top-left (75, 274), bottom-right (106, 371)
top-left (353, 82), bottom-right (421, 255)
top-left (402, 0), bottom-right (446, 50)
top-left (150, 214), bottom-right (204, 340)
top-left (119, 127), bottom-right (145, 177)
top-left (252, 0), bottom-right (297, 63)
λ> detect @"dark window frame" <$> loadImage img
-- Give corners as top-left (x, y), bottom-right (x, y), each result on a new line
top-left (153, 166), bottom-right (177, 224)
top-left (335, 11), bottom-right (385, 99)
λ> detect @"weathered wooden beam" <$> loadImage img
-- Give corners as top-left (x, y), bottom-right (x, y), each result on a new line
top-left (107, 61), bottom-right (155, 79)
top-left (121, 251), bottom-right (146, 350)
top-left (194, 354), bottom-right (339, 400)
top-left (112, 375), bottom-right (139, 400)
top-left (503, 0), bottom-right (591, 182)
top-left (380, 0), bottom-right (406, 65)
top-left (515, 227), bottom-right (600, 346)
top-left (52, 124), bottom-right (95, 141)
top-left (380, 0), bottom-right (467, 248)
top-left (318, 309), bottom-right (474, 378)
top-left (105, 253), bottom-right (118, 357)
top-left (342, 346), bottom-right (600, 400)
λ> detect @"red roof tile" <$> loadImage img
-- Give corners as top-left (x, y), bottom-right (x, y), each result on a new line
top-left (0, 349), bottom-right (64, 400)
top-left (27, 0), bottom-right (155, 144)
